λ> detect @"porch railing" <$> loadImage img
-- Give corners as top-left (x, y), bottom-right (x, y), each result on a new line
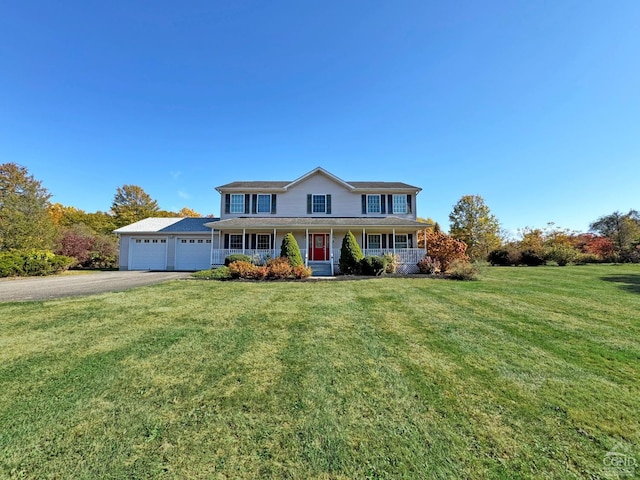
top-left (212, 248), bottom-right (424, 266)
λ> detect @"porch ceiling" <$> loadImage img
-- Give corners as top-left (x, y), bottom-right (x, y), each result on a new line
top-left (204, 217), bottom-right (430, 230)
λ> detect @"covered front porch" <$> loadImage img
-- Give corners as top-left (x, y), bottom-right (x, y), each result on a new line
top-left (205, 217), bottom-right (430, 275)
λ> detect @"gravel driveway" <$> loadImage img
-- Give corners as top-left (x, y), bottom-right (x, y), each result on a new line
top-left (0, 271), bottom-right (192, 302)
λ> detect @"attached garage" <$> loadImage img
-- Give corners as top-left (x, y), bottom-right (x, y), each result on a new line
top-left (129, 237), bottom-right (168, 270)
top-left (175, 237), bottom-right (212, 271)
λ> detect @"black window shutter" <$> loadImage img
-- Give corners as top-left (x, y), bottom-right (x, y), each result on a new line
top-left (271, 194), bottom-right (277, 214)
top-left (361, 195), bottom-right (367, 214)
top-left (307, 194), bottom-right (312, 214)
top-left (244, 194), bottom-right (250, 214)
top-left (381, 195), bottom-right (386, 214)
top-left (224, 234), bottom-right (229, 249)
top-left (326, 194), bottom-right (332, 214)
top-left (388, 195), bottom-right (393, 214)
top-left (408, 233), bottom-right (413, 248)
top-left (364, 234), bottom-right (367, 249)
top-left (225, 194), bottom-right (230, 214)
top-left (407, 195), bottom-right (412, 214)
top-left (271, 233), bottom-right (275, 249)
top-left (389, 234), bottom-right (394, 248)
top-left (251, 234), bottom-right (257, 249)
top-left (252, 195), bottom-right (257, 214)
top-left (245, 233), bottom-right (250, 248)
top-left (382, 235), bottom-right (387, 248)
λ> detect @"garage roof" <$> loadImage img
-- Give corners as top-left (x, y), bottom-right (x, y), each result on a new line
top-left (114, 217), bottom-right (219, 234)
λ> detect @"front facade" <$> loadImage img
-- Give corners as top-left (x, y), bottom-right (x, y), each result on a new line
top-left (115, 167), bottom-right (428, 274)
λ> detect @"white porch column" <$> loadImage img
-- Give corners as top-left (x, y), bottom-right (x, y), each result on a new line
top-left (392, 228), bottom-right (396, 255)
top-left (424, 228), bottom-right (428, 255)
top-left (305, 228), bottom-right (309, 266)
top-left (362, 228), bottom-right (366, 253)
top-left (210, 228), bottom-right (214, 266)
top-left (273, 228), bottom-right (277, 258)
top-left (242, 228), bottom-right (246, 254)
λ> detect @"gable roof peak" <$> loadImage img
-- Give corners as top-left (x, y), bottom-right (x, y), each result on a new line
top-left (285, 167), bottom-right (354, 190)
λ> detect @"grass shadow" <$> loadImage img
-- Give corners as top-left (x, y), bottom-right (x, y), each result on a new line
top-left (600, 274), bottom-right (640, 294)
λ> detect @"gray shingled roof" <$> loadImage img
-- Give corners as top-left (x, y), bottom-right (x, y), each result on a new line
top-left (217, 180), bottom-right (419, 190)
top-left (205, 217), bottom-right (429, 229)
top-left (114, 217), bottom-right (218, 234)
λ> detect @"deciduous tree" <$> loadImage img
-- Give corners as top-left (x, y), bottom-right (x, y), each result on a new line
top-left (589, 210), bottom-right (640, 257)
top-left (0, 163), bottom-right (56, 251)
top-left (424, 231), bottom-right (469, 272)
top-left (449, 195), bottom-right (501, 261)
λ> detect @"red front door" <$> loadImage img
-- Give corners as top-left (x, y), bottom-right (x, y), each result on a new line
top-left (311, 234), bottom-right (328, 261)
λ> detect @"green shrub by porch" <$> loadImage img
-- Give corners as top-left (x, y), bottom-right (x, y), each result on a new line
top-left (280, 233), bottom-right (304, 267)
top-left (339, 231), bottom-right (364, 274)
top-left (359, 256), bottom-right (388, 276)
top-left (224, 254), bottom-right (252, 266)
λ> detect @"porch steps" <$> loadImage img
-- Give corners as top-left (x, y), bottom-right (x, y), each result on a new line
top-left (308, 262), bottom-right (333, 277)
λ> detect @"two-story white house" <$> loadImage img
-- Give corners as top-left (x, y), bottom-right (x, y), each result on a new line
top-left (115, 167), bottom-right (429, 275)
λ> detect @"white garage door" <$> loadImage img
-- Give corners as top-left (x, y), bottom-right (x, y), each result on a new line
top-left (176, 238), bottom-right (211, 271)
top-left (130, 238), bottom-right (168, 270)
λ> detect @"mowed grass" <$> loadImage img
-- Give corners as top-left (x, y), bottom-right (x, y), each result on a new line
top-left (0, 265), bottom-right (639, 479)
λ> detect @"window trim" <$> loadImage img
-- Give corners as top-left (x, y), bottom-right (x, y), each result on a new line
top-left (367, 234), bottom-right (382, 249)
top-left (392, 194), bottom-right (407, 214)
top-left (230, 194), bottom-right (245, 214)
top-left (257, 234), bottom-right (271, 250)
top-left (394, 234), bottom-right (408, 249)
top-left (312, 194), bottom-right (327, 213)
top-left (367, 195), bottom-right (381, 214)
top-left (229, 234), bottom-right (243, 249)
top-left (256, 194), bottom-right (272, 213)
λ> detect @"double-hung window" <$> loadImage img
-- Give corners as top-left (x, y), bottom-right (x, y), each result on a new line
top-left (393, 194), bottom-right (407, 214)
top-left (394, 234), bottom-right (408, 249)
top-left (257, 194), bottom-right (271, 213)
top-left (230, 194), bottom-right (245, 213)
top-left (367, 195), bottom-right (381, 213)
top-left (257, 234), bottom-right (271, 250)
top-left (367, 234), bottom-right (382, 249)
top-left (312, 194), bottom-right (326, 213)
top-left (229, 234), bottom-right (243, 249)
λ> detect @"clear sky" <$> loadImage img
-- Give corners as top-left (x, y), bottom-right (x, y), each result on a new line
top-left (1, 1), bottom-right (638, 235)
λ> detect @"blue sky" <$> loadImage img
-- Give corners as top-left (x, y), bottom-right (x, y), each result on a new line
top-left (1, 1), bottom-right (638, 235)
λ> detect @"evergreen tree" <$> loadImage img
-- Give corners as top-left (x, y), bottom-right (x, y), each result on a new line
top-left (339, 231), bottom-right (364, 274)
top-left (280, 233), bottom-right (303, 267)
top-left (111, 184), bottom-right (160, 227)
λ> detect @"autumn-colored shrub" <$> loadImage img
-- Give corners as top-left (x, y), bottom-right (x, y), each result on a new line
top-left (292, 264), bottom-right (312, 279)
top-left (267, 257), bottom-right (292, 279)
top-left (228, 260), bottom-right (259, 279)
top-left (545, 245), bottom-right (580, 266)
top-left (447, 259), bottom-right (479, 280)
top-left (383, 253), bottom-right (398, 274)
top-left (417, 255), bottom-right (440, 274)
top-left (425, 231), bottom-right (469, 272)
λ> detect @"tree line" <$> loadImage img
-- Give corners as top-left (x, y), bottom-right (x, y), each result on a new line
top-left (430, 194), bottom-right (639, 267)
top-left (0, 163), bottom-right (207, 275)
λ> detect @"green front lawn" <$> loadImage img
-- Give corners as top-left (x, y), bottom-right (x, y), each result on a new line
top-left (1, 265), bottom-right (639, 479)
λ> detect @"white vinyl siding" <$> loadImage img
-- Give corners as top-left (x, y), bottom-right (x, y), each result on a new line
top-left (393, 195), bottom-right (407, 214)
top-left (257, 194), bottom-right (271, 213)
top-left (230, 194), bottom-right (245, 213)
